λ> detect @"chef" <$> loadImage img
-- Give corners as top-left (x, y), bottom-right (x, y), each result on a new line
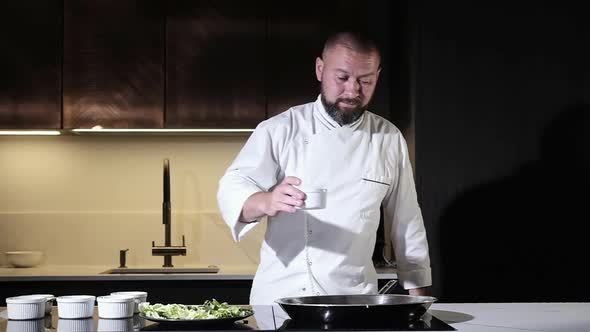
top-left (217, 30), bottom-right (431, 305)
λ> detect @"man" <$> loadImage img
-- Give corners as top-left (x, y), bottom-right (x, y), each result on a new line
top-left (217, 31), bottom-right (431, 304)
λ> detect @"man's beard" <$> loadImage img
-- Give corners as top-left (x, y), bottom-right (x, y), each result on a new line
top-left (320, 92), bottom-right (367, 126)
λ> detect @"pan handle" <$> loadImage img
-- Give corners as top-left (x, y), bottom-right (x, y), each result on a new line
top-left (378, 279), bottom-right (398, 294)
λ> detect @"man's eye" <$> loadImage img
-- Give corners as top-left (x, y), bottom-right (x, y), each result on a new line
top-left (337, 76), bottom-right (348, 81)
top-left (361, 80), bottom-right (372, 85)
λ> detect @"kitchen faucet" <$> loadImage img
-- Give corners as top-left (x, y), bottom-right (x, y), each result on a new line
top-left (151, 158), bottom-right (187, 267)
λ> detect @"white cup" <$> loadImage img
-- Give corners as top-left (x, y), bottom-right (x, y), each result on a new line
top-left (109, 291), bottom-right (147, 314)
top-left (6, 295), bottom-right (47, 320)
top-left (97, 295), bottom-right (135, 319)
top-left (297, 188), bottom-right (327, 210)
top-left (56, 295), bottom-right (95, 319)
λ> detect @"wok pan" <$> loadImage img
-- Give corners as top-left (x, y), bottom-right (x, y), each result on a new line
top-left (275, 282), bottom-right (437, 327)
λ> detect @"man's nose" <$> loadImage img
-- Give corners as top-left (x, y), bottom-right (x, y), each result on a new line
top-left (344, 79), bottom-right (361, 97)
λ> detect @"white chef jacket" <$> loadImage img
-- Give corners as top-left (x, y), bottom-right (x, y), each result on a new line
top-left (217, 95), bottom-right (431, 304)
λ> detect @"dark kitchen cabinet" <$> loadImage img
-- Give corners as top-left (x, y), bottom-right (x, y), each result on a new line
top-left (2, 1), bottom-right (405, 130)
top-left (266, 1), bottom-right (325, 117)
top-left (0, 1), bottom-right (61, 129)
top-left (63, 0), bottom-right (164, 129)
top-left (266, 0), bottom-right (403, 124)
top-left (0, 279), bottom-right (252, 306)
top-left (165, 0), bottom-right (266, 129)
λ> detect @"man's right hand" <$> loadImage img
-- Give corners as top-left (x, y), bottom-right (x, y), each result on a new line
top-left (239, 176), bottom-right (305, 222)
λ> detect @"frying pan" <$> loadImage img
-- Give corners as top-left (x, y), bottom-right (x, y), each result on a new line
top-left (275, 280), bottom-right (437, 327)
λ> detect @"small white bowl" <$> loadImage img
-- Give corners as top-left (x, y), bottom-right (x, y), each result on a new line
top-left (97, 295), bottom-right (135, 319)
top-left (109, 291), bottom-right (148, 313)
top-left (56, 295), bottom-right (95, 319)
top-left (97, 318), bottom-right (133, 332)
top-left (28, 294), bottom-right (55, 315)
top-left (6, 295), bottom-right (47, 320)
top-left (57, 318), bottom-right (94, 332)
top-left (6, 318), bottom-right (44, 332)
top-left (296, 188), bottom-right (327, 210)
top-left (5, 251), bottom-right (44, 268)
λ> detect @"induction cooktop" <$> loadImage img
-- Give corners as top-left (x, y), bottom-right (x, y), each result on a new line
top-left (276, 311), bottom-right (455, 331)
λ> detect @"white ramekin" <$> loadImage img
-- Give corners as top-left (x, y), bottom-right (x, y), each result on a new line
top-left (6, 317), bottom-right (44, 332)
top-left (97, 295), bottom-right (135, 319)
top-left (97, 318), bottom-right (134, 332)
top-left (110, 291), bottom-right (148, 313)
top-left (56, 318), bottom-right (94, 332)
top-left (56, 295), bottom-right (96, 319)
top-left (29, 294), bottom-right (55, 315)
top-left (6, 295), bottom-right (47, 320)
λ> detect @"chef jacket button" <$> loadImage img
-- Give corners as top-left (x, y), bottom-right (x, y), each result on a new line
top-left (308, 230), bottom-right (312, 235)
top-left (316, 292), bottom-right (320, 296)
top-left (302, 287), bottom-right (306, 291)
top-left (308, 261), bottom-right (312, 266)
top-left (303, 139), bottom-right (309, 144)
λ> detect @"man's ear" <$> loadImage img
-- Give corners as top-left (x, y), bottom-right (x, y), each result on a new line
top-left (315, 57), bottom-right (324, 82)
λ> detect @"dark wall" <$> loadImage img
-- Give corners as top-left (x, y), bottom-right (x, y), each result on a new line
top-left (412, 1), bottom-right (588, 302)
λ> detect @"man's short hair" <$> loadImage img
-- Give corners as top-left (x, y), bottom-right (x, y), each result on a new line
top-left (321, 31), bottom-right (382, 61)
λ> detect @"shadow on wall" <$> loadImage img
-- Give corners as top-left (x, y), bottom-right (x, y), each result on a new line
top-left (439, 103), bottom-right (588, 302)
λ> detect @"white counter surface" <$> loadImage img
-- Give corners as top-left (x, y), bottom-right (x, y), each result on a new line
top-left (430, 302), bottom-right (590, 331)
top-left (0, 302), bottom-right (587, 331)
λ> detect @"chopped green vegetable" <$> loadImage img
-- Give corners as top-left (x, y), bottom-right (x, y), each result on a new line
top-left (139, 299), bottom-right (253, 320)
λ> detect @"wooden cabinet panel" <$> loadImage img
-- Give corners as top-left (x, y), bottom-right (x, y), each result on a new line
top-left (165, 0), bottom-right (265, 129)
top-left (267, 0), bottom-right (399, 123)
top-left (266, 1), bottom-right (329, 118)
top-left (63, 0), bottom-right (164, 129)
top-left (0, 1), bottom-right (61, 129)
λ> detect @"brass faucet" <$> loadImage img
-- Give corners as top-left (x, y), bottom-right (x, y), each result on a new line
top-left (151, 158), bottom-right (186, 267)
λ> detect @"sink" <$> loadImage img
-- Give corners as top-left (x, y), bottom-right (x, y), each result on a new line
top-left (101, 266), bottom-right (220, 274)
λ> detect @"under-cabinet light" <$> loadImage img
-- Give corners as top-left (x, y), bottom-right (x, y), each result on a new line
top-left (0, 130), bottom-right (61, 136)
top-left (71, 128), bottom-right (254, 133)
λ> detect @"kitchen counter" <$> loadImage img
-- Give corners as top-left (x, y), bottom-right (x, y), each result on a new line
top-left (0, 265), bottom-right (398, 281)
top-left (1, 302), bottom-right (589, 331)
top-left (431, 302), bottom-right (590, 332)
top-left (0, 265), bottom-right (258, 281)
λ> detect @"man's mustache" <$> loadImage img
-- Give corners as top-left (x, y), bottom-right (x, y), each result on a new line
top-left (336, 97), bottom-right (362, 106)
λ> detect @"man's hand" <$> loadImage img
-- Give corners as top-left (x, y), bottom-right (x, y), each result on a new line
top-left (240, 176), bottom-right (305, 222)
top-left (408, 287), bottom-right (428, 296)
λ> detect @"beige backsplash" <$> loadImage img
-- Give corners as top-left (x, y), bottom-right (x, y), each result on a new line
top-left (0, 135), bottom-right (264, 268)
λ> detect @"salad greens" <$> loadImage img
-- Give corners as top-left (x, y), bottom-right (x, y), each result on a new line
top-left (139, 299), bottom-right (253, 320)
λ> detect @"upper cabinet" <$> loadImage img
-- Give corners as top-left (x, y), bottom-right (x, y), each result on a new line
top-left (63, 0), bottom-right (164, 129)
top-left (0, 1), bottom-right (61, 129)
top-left (266, 1), bottom-right (326, 117)
top-left (267, 0), bottom-right (399, 122)
top-left (165, 0), bottom-right (265, 129)
top-left (1, 1), bottom-right (403, 130)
